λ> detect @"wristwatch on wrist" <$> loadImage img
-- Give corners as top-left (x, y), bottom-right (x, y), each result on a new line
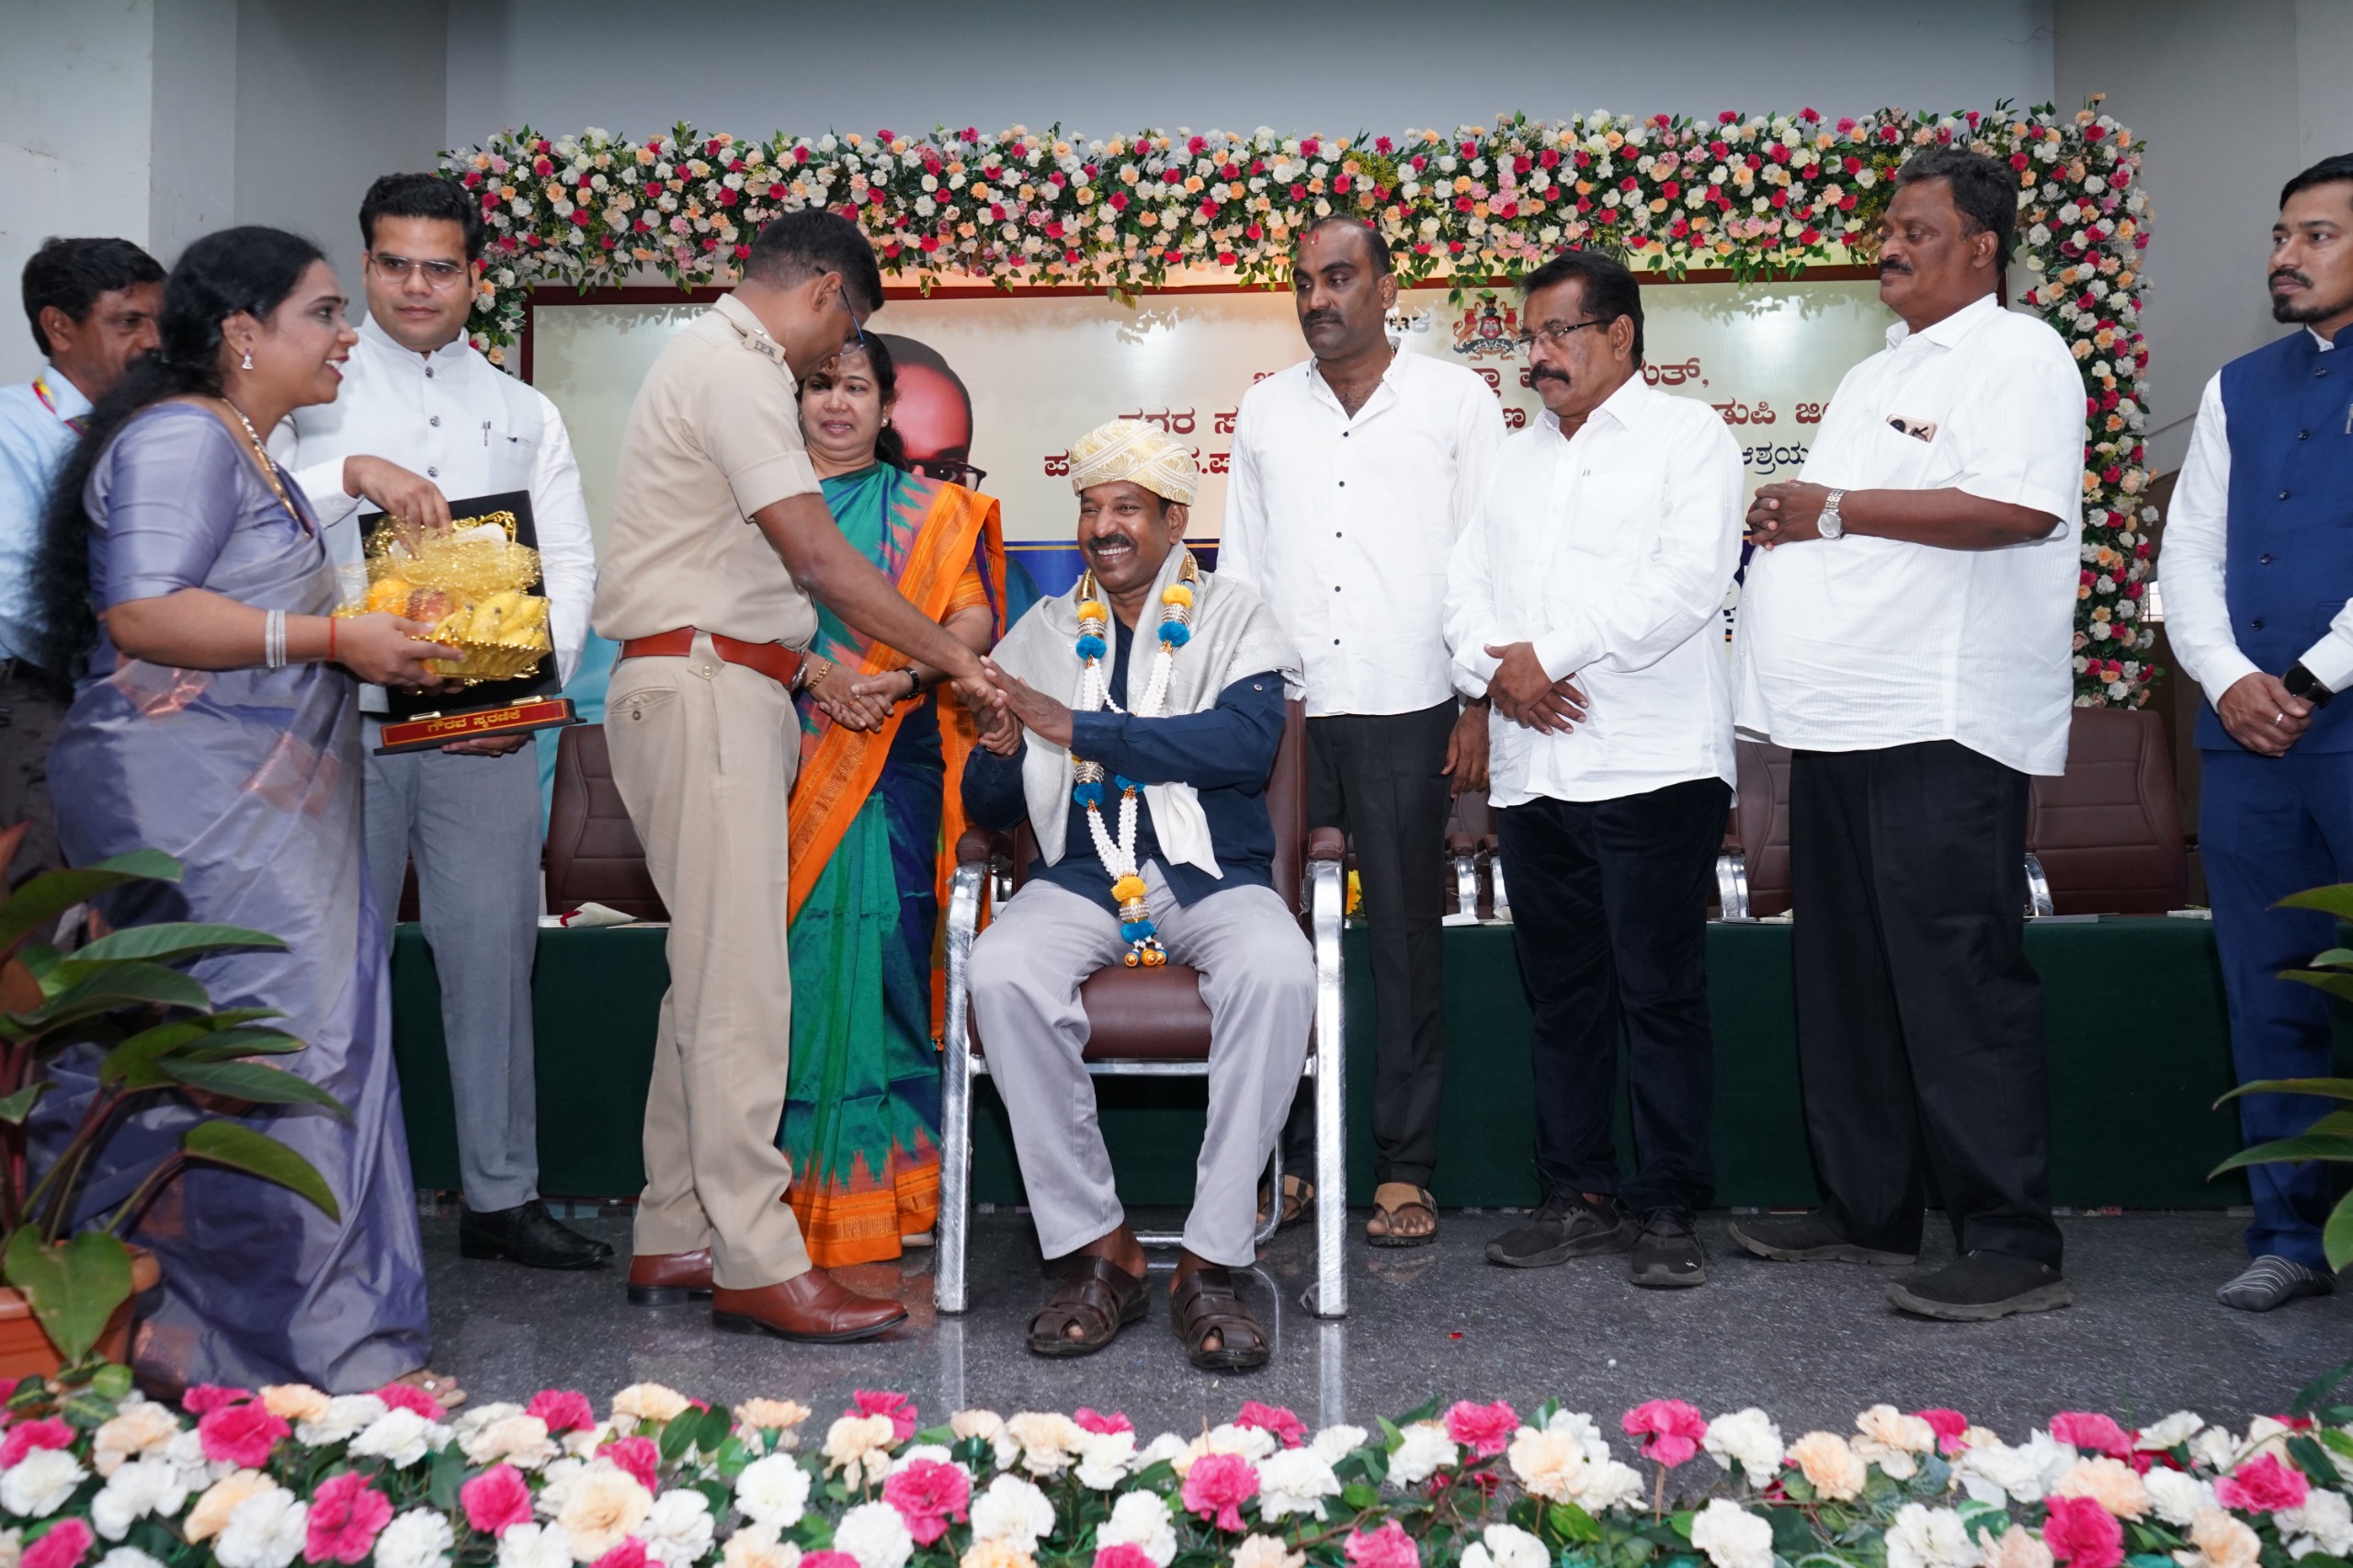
top-left (898, 665), bottom-right (922, 701)
top-left (2285, 663), bottom-right (2336, 709)
top-left (1817, 488), bottom-right (1848, 540)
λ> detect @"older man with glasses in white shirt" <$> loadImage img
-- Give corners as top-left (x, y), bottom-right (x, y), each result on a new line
top-left (276, 172), bottom-right (606, 1274)
top-left (1446, 248), bottom-right (1743, 1289)
top-left (1222, 217), bottom-right (1504, 1247)
top-left (1728, 147), bottom-right (2086, 1323)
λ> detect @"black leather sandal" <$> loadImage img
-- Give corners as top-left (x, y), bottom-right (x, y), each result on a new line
top-left (1170, 1264), bottom-right (1270, 1372)
top-left (1026, 1255), bottom-right (1149, 1358)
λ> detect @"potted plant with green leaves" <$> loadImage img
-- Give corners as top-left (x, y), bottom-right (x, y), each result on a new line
top-left (0, 823), bottom-right (347, 1380)
top-left (2211, 880), bottom-right (2353, 1270)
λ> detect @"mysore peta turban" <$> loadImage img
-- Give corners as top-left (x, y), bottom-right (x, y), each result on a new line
top-left (1065, 418), bottom-right (1200, 506)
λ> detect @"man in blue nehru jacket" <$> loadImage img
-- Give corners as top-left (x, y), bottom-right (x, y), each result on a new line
top-left (2162, 151), bottom-right (2353, 1312)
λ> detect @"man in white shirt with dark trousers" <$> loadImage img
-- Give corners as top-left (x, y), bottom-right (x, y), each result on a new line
top-left (1731, 147), bottom-right (2086, 1321)
top-left (278, 173), bottom-right (606, 1272)
top-left (1222, 217), bottom-right (1503, 1246)
top-left (1446, 248), bottom-right (1743, 1288)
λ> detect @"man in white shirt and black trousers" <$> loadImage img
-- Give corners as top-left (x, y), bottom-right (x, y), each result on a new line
top-left (1729, 147), bottom-right (2086, 1321)
top-left (1222, 217), bottom-right (1503, 1246)
top-left (278, 173), bottom-right (607, 1271)
top-left (1445, 249), bottom-right (1744, 1287)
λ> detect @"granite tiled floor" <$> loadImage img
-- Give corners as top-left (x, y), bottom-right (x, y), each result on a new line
top-left (426, 1207), bottom-right (2353, 1437)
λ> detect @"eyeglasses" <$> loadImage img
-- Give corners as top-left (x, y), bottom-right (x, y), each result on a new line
top-left (839, 288), bottom-right (869, 358)
top-left (1512, 317), bottom-right (1608, 355)
top-left (369, 253), bottom-right (470, 289)
top-left (907, 458), bottom-right (987, 488)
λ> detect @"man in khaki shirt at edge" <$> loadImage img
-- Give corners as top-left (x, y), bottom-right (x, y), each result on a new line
top-left (594, 210), bottom-right (997, 1342)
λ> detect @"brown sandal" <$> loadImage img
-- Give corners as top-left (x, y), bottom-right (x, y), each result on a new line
top-left (1170, 1264), bottom-right (1270, 1371)
top-left (1367, 1183), bottom-right (1439, 1248)
top-left (1256, 1175), bottom-right (1315, 1231)
top-left (1027, 1255), bottom-right (1148, 1358)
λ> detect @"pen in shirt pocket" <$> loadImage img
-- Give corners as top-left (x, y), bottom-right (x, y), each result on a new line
top-left (483, 419), bottom-right (492, 448)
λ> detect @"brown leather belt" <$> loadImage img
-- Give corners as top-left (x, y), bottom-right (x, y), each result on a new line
top-left (618, 628), bottom-right (805, 688)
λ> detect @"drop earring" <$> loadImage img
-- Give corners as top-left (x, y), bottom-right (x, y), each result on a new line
top-left (240, 349), bottom-right (254, 370)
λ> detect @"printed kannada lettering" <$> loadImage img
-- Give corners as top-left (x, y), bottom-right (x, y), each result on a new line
top-left (1118, 407), bottom-right (1199, 435)
top-left (1741, 442), bottom-right (1812, 474)
top-left (1213, 409), bottom-right (1239, 435)
top-left (1712, 399), bottom-right (1778, 426)
top-left (1642, 358), bottom-right (1705, 388)
top-left (1043, 451), bottom-right (1071, 476)
top-left (1793, 402), bottom-right (1824, 425)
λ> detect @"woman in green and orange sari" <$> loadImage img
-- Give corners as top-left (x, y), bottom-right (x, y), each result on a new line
top-left (780, 334), bottom-right (1006, 1267)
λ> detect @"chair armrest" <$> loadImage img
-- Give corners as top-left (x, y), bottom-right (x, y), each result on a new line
top-left (957, 828), bottom-right (1009, 867)
top-left (1307, 826), bottom-right (1347, 862)
top-left (1444, 832), bottom-right (1479, 857)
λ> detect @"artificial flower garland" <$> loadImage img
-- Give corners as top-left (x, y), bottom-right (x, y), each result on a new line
top-left (3, 1369), bottom-right (2350, 1568)
top-left (1071, 557), bottom-right (1199, 968)
top-left (442, 102), bottom-right (2154, 708)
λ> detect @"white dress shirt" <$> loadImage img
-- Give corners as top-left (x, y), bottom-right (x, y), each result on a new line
top-left (1221, 349), bottom-right (1506, 717)
top-left (1445, 376), bottom-right (1744, 805)
top-left (274, 315), bottom-right (597, 706)
top-left (2159, 330), bottom-right (2349, 709)
top-left (1733, 293), bottom-right (2086, 777)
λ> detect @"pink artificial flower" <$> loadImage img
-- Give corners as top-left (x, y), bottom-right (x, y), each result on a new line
top-left (1097, 1547), bottom-right (1158, 1568)
top-left (801, 1554), bottom-right (863, 1568)
top-left (1622, 1400), bottom-right (1708, 1468)
top-left (2049, 1413), bottom-right (2133, 1460)
top-left (592, 1541), bottom-right (649, 1568)
top-left (21, 1518), bottom-right (92, 1568)
top-left (847, 1391), bottom-right (917, 1444)
top-left (0, 1419), bottom-right (74, 1470)
top-left (527, 1390), bottom-right (597, 1434)
top-left (1181, 1452), bottom-right (1260, 1532)
top-left (1915, 1410), bottom-right (1970, 1457)
top-left (375, 1382), bottom-right (444, 1420)
top-left (1235, 1403), bottom-right (1307, 1449)
top-left (1345, 1520), bottom-right (1421, 1568)
top-left (1444, 1401), bottom-right (1518, 1460)
top-left (182, 1385), bottom-right (256, 1416)
top-left (881, 1459), bottom-right (971, 1545)
top-left (199, 1402), bottom-right (291, 1469)
top-left (598, 1437), bottom-right (660, 1492)
top-left (2216, 1453), bottom-right (2309, 1514)
top-left (306, 1471), bottom-right (394, 1564)
top-left (461, 1464), bottom-right (536, 1538)
top-left (2042, 1496), bottom-right (2125, 1568)
top-left (1074, 1408), bottom-right (1133, 1437)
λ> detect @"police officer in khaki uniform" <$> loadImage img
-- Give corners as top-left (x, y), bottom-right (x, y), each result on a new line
top-left (593, 210), bottom-right (997, 1342)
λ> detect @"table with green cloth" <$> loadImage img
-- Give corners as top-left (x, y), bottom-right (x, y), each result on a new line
top-left (389, 917), bottom-right (2289, 1210)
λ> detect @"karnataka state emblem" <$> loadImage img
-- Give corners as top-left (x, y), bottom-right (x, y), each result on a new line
top-left (1451, 291), bottom-right (1518, 360)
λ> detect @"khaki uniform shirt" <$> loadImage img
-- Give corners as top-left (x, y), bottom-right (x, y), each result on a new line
top-left (592, 292), bottom-right (822, 648)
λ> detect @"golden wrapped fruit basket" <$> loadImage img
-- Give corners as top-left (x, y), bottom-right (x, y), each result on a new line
top-left (340, 521), bottom-right (552, 686)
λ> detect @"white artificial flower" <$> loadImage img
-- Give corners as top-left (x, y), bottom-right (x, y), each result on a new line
top-left (1096, 1491), bottom-right (1176, 1567)
top-left (1705, 1410), bottom-right (1785, 1487)
top-left (0, 1449), bottom-right (89, 1517)
top-left (1075, 1428), bottom-right (1136, 1491)
top-left (214, 1486), bottom-right (308, 1568)
top-left (351, 1408), bottom-right (447, 1469)
top-left (1255, 1448), bottom-right (1342, 1522)
top-left (949, 1411), bottom-right (1004, 1444)
top-left (1132, 1434), bottom-right (1190, 1473)
top-left (1545, 1411), bottom-right (1615, 1465)
top-left (831, 1501), bottom-right (913, 1568)
top-left (970, 1474), bottom-right (1054, 1551)
top-left (92, 1458), bottom-right (191, 1540)
top-left (2279, 1491), bottom-right (2353, 1559)
top-left (1311, 1426), bottom-right (1370, 1466)
top-left (642, 1490), bottom-right (715, 1567)
top-left (885, 1446), bottom-right (955, 1476)
top-left (1689, 1500), bottom-right (1774, 1568)
top-left (994, 1415), bottom-right (1084, 1478)
top-left (1388, 1422), bottom-right (1458, 1485)
top-left (496, 1523), bottom-right (576, 1568)
top-left (1462, 1523), bottom-right (1552, 1568)
top-left (456, 1404), bottom-right (528, 1439)
top-left (297, 1393), bottom-right (389, 1448)
top-left (1885, 1505), bottom-right (1980, 1568)
top-left (734, 1454), bottom-right (812, 1529)
top-left (373, 1508), bottom-right (456, 1568)
top-left (97, 1551), bottom-right (167, 1568)
top-left (2144, 1469), bottom-right (2218, 1528)
top-left (1579, 1460), bottom-right (1646, 1513)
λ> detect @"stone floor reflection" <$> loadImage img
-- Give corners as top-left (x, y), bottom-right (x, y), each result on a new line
top-left (427, 1207), bottom-right (2353, 1434)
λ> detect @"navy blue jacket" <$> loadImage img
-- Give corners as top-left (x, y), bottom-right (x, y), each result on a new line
top-left (2199, 324), bottom-right (2353, 752)
top-left (961, 615), bottom-right (1286, 910)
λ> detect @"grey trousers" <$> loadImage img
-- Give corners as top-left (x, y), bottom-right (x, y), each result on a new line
top-left (969, 861), bottom-right (1314, 1267)
top-left (363, 722), bottom-right (543, 1211)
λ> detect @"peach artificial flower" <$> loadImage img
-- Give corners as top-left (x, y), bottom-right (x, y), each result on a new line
top-left (553, 1467), bottom-right (654, 1558)
top-left (261, 1385), bottom-right (333, 1426)
top-left (2055, 1458), bottom-right (2152, 1519)
top-left (1506, 1428), bottom-right (1588, 1505)
top-left (961, 1541), bottom-right (1036, 1568)
top-left (722, 1528), bottom-right (801, 1568)
top-left (736, 1401), bottom-right (810, 1436)
top-left (2179, 1510), bottom-right (2261, 1568)
top-left (1976, 1526), bottom-right (2054, 1568)
top-left (1788, 1433), bottom-right (1868, 1502)
top-left (91, 1402), bottom-right (182, 1478)
top-left (1233, 1538), bottom-right (1306, 1568)
top-left (186, 1471), bottom-right (274, 1542)
top-left (612, 1383), bottom-right (692, 1426)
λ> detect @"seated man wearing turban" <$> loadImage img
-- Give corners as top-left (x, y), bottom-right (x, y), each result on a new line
top-left (964, 419), bottom-right (1312, 1371)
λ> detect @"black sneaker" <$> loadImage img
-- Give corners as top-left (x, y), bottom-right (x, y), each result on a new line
top-left (1725, 1210), bottom-right (1916, 1266)
top-left (460, 1199), bottom-right (616, 1270)
top-left (1630, 1208), bottom-right (1707, 1289)
top-left (1885, 1250), bottom-right (2071, 1321)
top-left (1485, 1191), bottom-right (1631, 1267)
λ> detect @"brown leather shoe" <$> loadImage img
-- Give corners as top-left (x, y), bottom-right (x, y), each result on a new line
top-left (627, 1249), bottom-right (714, 1306)
top-left (711, 1269), bottom-right (907, 1344)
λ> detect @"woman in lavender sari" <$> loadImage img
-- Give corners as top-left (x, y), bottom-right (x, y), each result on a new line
top-left (34, 228), bottom-right (463, 1399)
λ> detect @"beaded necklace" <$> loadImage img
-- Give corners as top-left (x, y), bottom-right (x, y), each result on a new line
top-left (1070, 550), bottom-right (1199, 968)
